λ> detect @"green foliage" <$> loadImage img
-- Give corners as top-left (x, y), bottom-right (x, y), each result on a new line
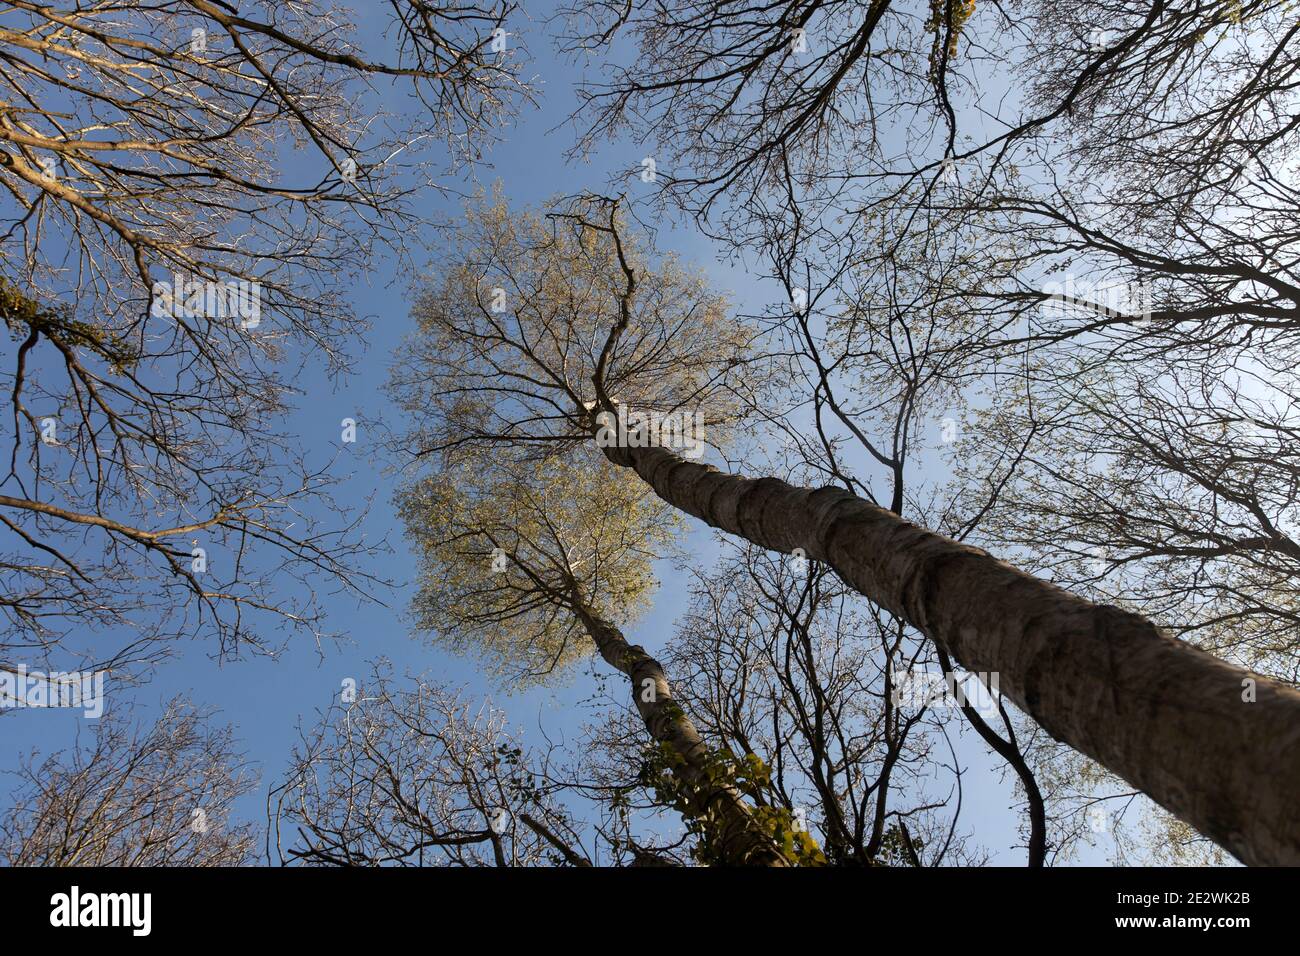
top-left (925, 0), bottom-right (977, 77)
top-left (876, 823), bottom-right (924, 867)
top-left (0, 277), bottom-right (50, 331)
top-left (637, 742), bottom-right (828, 867)
top-left (1, 276), bottom-right (138, 372)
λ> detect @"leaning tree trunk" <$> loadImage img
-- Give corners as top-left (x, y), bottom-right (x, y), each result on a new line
top-left (599, 440), bottom-right (1300, 866)
top-left (570, 600), bottom-right (792, 866)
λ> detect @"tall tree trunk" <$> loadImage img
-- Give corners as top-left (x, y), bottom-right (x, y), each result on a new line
top-left (600, 440), bottom-right (1300, 866)
top-left (570, 600), bottom-right (792, 866)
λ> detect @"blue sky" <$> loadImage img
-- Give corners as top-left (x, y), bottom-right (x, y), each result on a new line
top-left (0, 1), bottom-right (1118, 866)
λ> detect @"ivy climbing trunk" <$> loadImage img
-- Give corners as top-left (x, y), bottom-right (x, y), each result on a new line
top-left (598, 440), bottom-right (1300, 866)
top-left (570, 600), bottom-right (792, 866)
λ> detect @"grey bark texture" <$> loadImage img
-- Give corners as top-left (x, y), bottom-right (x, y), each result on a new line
top-left (572, 601), bottom-right (791, 866)
top-left (601, 441), bottom-right (1300, 866)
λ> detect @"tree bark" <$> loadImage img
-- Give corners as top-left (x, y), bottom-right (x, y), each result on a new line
top-left (570, 601), bottom-right (792, 866)
top-left (601, 441), bottom-right (1300, 866)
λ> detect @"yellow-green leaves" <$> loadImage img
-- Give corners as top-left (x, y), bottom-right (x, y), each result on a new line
top-left (392, 194), bottom-right (763, 689)
top-left (394, 195), bottom-right (754, 459)
top-left (398, 450), bottom-right (682, 687)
